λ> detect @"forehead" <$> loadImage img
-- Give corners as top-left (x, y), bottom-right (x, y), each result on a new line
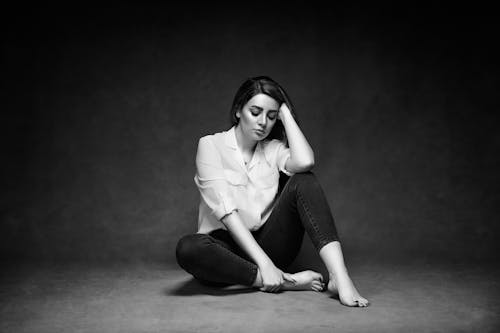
top-left (245, 93), bottom-right (279, 110)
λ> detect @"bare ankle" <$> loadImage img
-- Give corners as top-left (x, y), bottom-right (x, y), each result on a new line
top-left (252, 268), bottom-right (263, 288)
top-left (329, 271), bottom-right (351, 284)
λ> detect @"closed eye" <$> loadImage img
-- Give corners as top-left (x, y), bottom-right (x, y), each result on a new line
top-left (250, 107), bottom-right (277, 120)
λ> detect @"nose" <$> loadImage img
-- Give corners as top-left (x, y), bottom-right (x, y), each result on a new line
top-left (257, 113), bottom-right (267, 127)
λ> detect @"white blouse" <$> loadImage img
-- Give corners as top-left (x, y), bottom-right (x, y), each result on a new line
top-left (194, 126), bottom-right (294, 234)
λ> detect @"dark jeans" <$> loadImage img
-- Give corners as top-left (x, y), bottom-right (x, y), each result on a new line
top-left (175, 172), bottom-right (339, 287)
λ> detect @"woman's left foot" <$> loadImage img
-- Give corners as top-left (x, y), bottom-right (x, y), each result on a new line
top-left (281, 270), bottom-right (325, 292)
top-left (328, 274), bottom-right (369, 307)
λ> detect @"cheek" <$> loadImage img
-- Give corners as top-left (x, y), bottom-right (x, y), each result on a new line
top-left (242, 113), bottom-right (255, 125)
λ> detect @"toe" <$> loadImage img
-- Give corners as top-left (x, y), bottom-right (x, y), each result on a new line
top-left (359, 296), bottom-right (369, 304)
top-left (357, 299), bottom-right (369, 307)
top-left (313, 282), bottom-right (324, 292)
top-left (311, 271), bottom-right (324, 282)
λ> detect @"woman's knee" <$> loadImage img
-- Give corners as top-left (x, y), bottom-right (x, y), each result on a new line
top-left (289, 171), bottom-right (320, 190)
top-left (175, 234), bottom-right (209, 269)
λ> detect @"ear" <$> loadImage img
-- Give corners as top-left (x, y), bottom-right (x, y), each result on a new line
top-left (235, 110), bottom-right (241, 119)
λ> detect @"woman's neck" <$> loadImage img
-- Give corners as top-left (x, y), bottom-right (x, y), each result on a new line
top-left (234, 124), bottom-right (257, 153)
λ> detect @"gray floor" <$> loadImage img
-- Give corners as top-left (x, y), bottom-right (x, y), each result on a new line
top-left (1, 261), bottom-right (499, 333)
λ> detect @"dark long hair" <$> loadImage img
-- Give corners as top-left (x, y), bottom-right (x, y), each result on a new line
top-left (229, 76), bottom-right (299, 143)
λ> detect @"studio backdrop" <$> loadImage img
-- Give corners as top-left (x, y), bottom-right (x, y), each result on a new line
top-left (1, 4), bottom-right (498, 265)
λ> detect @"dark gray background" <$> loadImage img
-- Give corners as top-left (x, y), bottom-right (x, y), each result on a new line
top-left (2, 3), bottom-right (499, 266)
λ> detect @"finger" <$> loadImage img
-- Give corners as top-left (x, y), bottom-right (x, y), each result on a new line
top-left (261, 285), bottom-right (272, 293)
top-left (281, 271), bottom-right (293, 282)
top-left (263, 283), bottom-right (273, 293)
top-left (278, 270), bottom-right (285, 282)
top-left (283, 273), bottom-right (296, 283)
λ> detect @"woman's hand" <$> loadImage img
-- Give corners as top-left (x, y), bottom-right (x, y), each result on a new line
top-left (278, 103), bottom-right (292, 121)
top-left (259, 262), bottom-right (296, 293)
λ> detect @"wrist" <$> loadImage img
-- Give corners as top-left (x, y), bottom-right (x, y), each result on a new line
top-left (257, 258), bottom-right (274, 268)
top-left (279, 109), bottom-right (294, 125)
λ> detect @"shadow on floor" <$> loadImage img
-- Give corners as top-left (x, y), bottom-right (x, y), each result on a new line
top-left (167, 277), bottom-right (258, 296)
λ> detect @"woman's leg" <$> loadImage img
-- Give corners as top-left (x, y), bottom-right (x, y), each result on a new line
top-left (255, 171), bottom-right (339, 267)
top-left (257, 171), bottom-right (369, 306)
top-left (250, 171), bottom-right (335, 292)
top-left (176, 230), bottom-right (325, 292)
top-left (175, 231), bottom-right (258, 287)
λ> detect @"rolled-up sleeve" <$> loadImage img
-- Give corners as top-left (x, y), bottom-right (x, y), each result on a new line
top-left (194, 136), bottom-right (237, 220)
top-left (276, 141), bottom-right (294, 176)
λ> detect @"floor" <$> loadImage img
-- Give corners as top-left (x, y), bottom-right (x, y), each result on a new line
top-left (0, 261), bottom-right (498, 333)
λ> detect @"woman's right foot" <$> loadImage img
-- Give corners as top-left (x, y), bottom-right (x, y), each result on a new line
top-left (281, 270), bottom-right (325, 292)
top-left (328, 274), bottom-right (369, 307)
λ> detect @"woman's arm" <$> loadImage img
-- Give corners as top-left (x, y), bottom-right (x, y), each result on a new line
top-left (221, 211), bottom-right (294, 292)
top-left (279, 103), bottom-right (315, 172)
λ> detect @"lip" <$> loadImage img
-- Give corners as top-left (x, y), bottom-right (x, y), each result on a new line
top-left (254, 129), bottom-right (266, 136)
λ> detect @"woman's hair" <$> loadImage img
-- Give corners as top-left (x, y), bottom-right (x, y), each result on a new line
top-left (229, 76), bottom-right (299, 143)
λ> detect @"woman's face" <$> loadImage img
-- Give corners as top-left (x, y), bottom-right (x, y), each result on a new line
top-left (236, 93), bottom-right (279, 141)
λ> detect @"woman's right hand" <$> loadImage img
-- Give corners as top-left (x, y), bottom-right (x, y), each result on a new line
top-left (258, 262), bottom-right (295, 293)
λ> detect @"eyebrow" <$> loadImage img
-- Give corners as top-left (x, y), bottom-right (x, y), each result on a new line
top-left (250, 105), bottom-right (278, 113)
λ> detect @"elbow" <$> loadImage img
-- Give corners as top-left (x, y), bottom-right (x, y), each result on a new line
top-left (287, 153), bottom-right (315, 173)
top-left (303, 153), bottom-right (315, 170)
top-left (303, 159), bottom-right (315, 171)
top-left (296, 158), bottom-right (315, 172)
top-left (308, 159), bottom-right (315, 169)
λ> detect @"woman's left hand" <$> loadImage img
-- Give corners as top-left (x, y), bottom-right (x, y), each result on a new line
top-left (278, 103), bottom-right (291, 121)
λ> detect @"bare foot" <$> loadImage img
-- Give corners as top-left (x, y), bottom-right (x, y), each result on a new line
top-left (281, 270), bottom-right (325, 292)
top-left (328, 274), bottom-right (369, 307)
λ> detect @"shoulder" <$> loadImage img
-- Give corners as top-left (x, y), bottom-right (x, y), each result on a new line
top-left (197, 128), bottom-right (232, 153)
top-left (198, 127), bottom-right (227, 143)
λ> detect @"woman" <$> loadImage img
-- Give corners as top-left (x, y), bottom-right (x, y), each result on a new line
top-left (176, 76), bottom-right (369, 307)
